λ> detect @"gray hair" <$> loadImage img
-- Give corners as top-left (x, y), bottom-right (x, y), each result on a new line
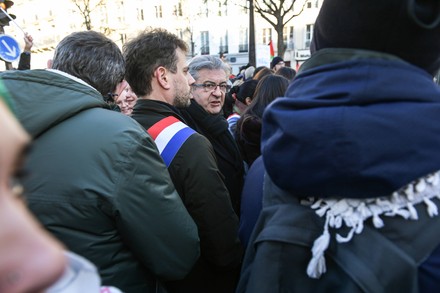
top-left (188, 55), bottom-right (230, 81)
top-left (51, 31), bottom-right (125, 97)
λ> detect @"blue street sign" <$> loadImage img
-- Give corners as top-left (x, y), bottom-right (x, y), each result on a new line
top-left (0, 34), bottom-right (20, 62)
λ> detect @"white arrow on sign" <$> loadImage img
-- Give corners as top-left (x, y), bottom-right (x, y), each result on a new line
top-left (1, 39), bottom-right (16, 57)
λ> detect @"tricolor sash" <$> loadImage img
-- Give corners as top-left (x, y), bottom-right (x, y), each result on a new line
top-left (147, 116), bottom-right (196, 167)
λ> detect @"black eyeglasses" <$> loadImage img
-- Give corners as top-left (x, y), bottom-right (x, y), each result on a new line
top-left (192, 82), bottom-right (231, 93)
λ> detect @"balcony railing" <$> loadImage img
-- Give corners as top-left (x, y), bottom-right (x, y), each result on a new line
top-left (219, 45), bottom-right (228, 54)
top-left (200, 46), bottom-right (210, 55)
top-left (239, 44), bottom-right (248, 52)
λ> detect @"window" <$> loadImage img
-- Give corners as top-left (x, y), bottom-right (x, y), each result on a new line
top-left (219, 30), bottom-right (229, 54)
top-left (155, 5), bottom-right (163, 18)
top-left (289, 26), bottom-right (295, 49)
top-left (283, 27), bottom-right (288, 46)
top-left (307, 0), bottom-right (312, 8)
top-left (174, 1), bottom-right (183, 17)
top-left (217, 0), bottom-right (228, 16)
top-left (239, 27), bottom-right (248, 52)
top-left (262, 28), bottom-right (272, 46)
top-left (117, 3), bottom-right (125, 23)
top-left (178, 1), bottom-right (183, 16)
top-left (284, 26), bottom-right (294, 50)
top-left (201, 31), bottom-right (210, 55)
top-left (241, 3), bottom-right (248, 14)
top-left (120, 34), bottom-right (127, 44)
top-left (200, 2), bottom-right (209, 17)
top-left (101, 6), bottom-right (109, 25)
top-left (175, 29), bottom-right (184, 40)
top-left (137, 8), bottom-right (144, 21)
top-left (305, 24), bottom-right (313, 48)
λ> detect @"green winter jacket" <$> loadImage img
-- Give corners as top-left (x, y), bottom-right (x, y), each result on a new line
top-left (1, 69), bottom-right (200, 293)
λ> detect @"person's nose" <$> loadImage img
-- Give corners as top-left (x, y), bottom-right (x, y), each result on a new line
top-left (187, 73), bottom-right (195, 86)
top-left (119, 100), bottom-right (129, 107)
top-left (212, 85), bottom-right (223, 97)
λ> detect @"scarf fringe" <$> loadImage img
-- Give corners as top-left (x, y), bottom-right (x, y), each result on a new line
top-left (305, 171), bottom-right (440, 279)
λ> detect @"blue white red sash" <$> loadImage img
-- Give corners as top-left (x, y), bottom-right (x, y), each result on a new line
top-left (147, 116), bottom-right (195, 167)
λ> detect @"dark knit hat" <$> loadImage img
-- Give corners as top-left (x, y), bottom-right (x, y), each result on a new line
top-left (311, 0), bottom-right (440, 75)
top-left (270, 56), bottom-right (284, 69)
top-left (236, 79), bottom-right (258, 103)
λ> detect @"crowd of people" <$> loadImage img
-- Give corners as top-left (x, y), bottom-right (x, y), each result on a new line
top-left (1, 0), bottom-right (440, 292)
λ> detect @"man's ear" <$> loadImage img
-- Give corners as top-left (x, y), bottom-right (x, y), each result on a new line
top-left (46, 59), bottom-right (53, 69)
top-left (245, 97), bottom-right (252, 105)
top-left (154, 67), bottom-right (171, 90)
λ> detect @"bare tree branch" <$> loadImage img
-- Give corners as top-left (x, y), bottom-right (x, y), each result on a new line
top-left (72, 0), bottom-right (106, 30)
top-left (254, 0), bottom-right (307, 57)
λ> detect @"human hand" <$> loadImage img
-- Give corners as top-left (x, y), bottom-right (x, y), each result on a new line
top-left (23, 33), bottom-right (33, 52)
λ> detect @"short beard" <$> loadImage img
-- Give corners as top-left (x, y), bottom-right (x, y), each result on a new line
top-left (173, 93), bottom-right (191, 108)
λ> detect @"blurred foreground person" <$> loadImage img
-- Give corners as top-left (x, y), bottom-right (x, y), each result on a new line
top-left (0, 87), bottom-right (66, 293)
top-left (0, 81), bottom-right (124, 293)
top-left (238, 0), bottom-right (440, 292)
top-left (1, 30), bottom-right (199, 293)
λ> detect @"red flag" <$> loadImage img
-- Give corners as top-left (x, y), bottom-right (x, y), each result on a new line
top-left (269, 40), bottom-right (274, 60)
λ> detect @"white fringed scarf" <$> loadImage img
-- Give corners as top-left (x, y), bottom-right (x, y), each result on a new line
top-left (303, 171), bottom-right (440, 279)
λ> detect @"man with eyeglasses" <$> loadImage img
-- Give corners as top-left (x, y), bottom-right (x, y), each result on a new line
top-left (179, 55), bottom-right (245, 219)
top-left (192, 81), bottom-right (231, 94)
top-left (124, 29), bottom-right (243, 293)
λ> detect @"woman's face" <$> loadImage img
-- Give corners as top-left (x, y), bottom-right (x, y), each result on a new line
top-left (116, 84), bottom-right (138, 115)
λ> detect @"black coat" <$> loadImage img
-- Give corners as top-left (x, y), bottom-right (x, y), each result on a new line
top-left (132, 99), bottom-right (243, 293)
top-left (179, 99), bottom-right (245, 216)
top-left (235, 114), bottom-right (262, 168)
top-left (17, 52), bottom-right (31, 70)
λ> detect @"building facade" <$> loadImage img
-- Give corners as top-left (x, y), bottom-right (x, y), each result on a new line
top-left (2, 0), bottom-right (322, 72)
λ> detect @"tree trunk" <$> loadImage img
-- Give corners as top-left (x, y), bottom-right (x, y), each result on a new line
top-left (249, 0), bottom-right (256, 66)
top-left (276, 24), bottom-right (285, 58)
